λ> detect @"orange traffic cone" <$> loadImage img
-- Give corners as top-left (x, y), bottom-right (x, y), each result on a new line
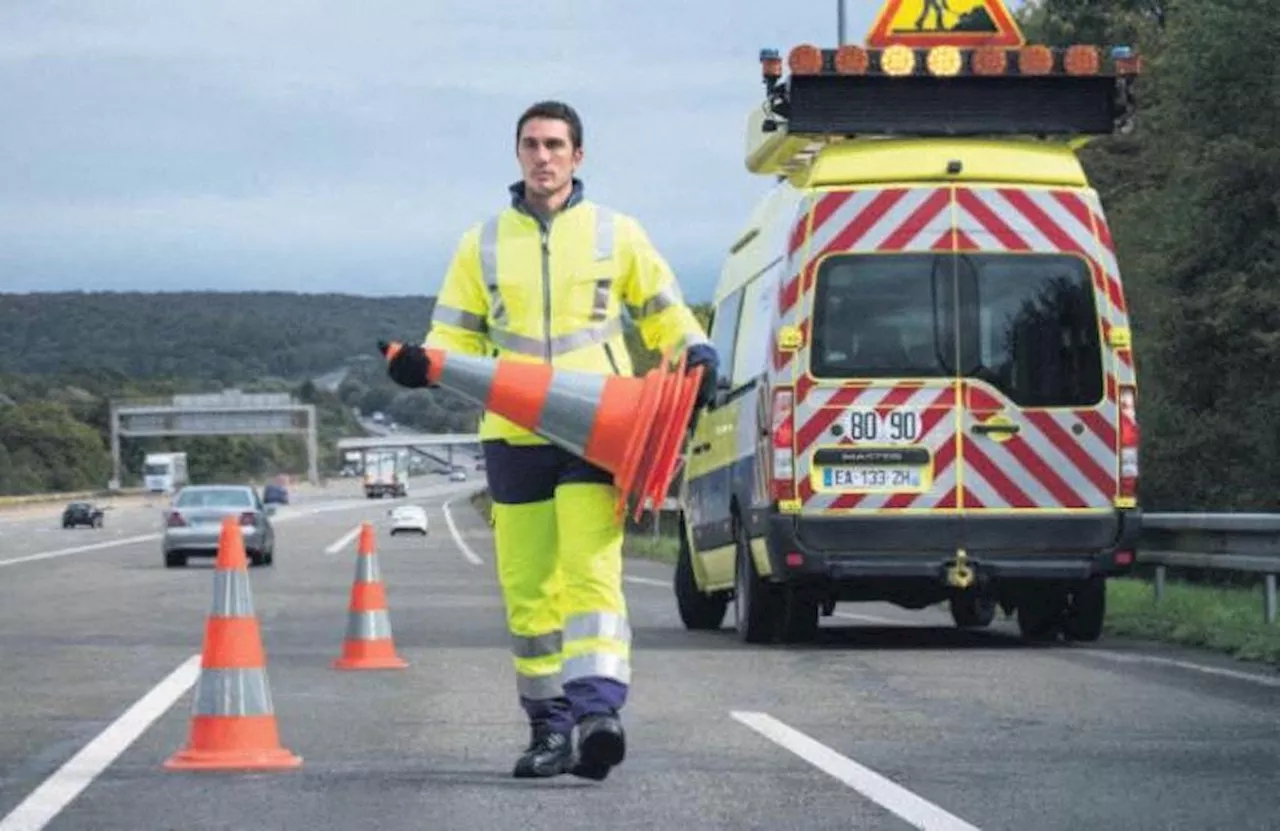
top-left (332, 522), bottom-right (408, 670)
top-left (165, 517), bottom-right (301, 771)
top-left (383, 343), bottom-right (704, 522)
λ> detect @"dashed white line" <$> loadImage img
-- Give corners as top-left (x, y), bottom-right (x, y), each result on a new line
top-left (1077, 649), bottom-right (1280, 689)
top-left (731, 711), bottom-right (983, 831)
top-left (324, 525), bottom-right (363, 556)
top-left (834, 611), bottom-right (909, 626)
top-left (0, 655), bottom-right (201, 831)
top-left (623, 575), bottom-right (668, 588)
top-left (442, 499), bottom-right (484, 566)
top-left (0, 534), bottom-right (160, 569)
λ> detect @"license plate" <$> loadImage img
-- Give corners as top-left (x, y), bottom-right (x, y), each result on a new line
top-left (822, 466), bottom-right (923, 491)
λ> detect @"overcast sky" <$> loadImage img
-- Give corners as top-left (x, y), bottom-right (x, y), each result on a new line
top-left (0, 1), bottom-right (912, 302)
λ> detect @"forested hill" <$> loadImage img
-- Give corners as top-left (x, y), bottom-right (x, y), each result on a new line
top-left (0, 291), bottom-right (437, 381)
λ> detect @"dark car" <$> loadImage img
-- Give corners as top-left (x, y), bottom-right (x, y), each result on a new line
top-left (62, 502), bottom-right (105, 529)
top-left (263, 483), bottom-right (289, 505)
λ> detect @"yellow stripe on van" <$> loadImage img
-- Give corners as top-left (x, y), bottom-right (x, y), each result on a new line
top-left (794, 139), bottom-right (1089, 190)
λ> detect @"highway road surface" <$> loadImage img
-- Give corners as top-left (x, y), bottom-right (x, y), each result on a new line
top-left (1, 478), bottom-right (1279, 830)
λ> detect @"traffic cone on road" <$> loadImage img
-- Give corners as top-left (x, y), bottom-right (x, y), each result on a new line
top-left (332, 522), bottom-right (408, 670)
top-left (165, 517), bottom-right (302, 771)
top-left (381, 342), bottom-right (704, 521)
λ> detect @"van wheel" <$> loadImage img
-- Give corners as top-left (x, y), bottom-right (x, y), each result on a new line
top-left (950, 593), bottom-right (997, 629)
top-left (1062, 576), bottom-right (1106, 642)
top-left (674, 522), bottom-right (728, 631)
top-left (1016, 588), bottom-right (1064, 641)
top-left (733, 521), bottom-right (778, 644)
top-left (777, 587), bottom-right (820, 643)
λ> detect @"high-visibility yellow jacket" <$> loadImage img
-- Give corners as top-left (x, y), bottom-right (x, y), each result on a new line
top-left (425, 180), bottom-right (711, 444)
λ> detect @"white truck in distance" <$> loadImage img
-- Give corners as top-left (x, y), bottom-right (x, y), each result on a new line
top-left (143, 452), bottom-right (189, 494)
top-left (363, 451), bottom-right (408, 499)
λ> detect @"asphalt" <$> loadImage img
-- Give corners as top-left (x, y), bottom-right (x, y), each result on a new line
top-left (1, 478), bottom-right (1278, 830)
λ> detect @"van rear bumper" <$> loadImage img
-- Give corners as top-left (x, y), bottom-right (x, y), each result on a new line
top-left (764, 509), bottom-right (1142, 583)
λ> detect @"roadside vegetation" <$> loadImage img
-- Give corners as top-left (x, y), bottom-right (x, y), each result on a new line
top-left (1105, 578), bottom-right (1280, 664)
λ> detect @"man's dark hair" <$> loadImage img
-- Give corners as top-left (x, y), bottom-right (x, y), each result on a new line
top-left (516, 100), bottom-right (583, 150)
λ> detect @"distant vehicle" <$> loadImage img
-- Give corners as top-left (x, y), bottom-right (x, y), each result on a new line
top-left (143, 452), bottom-right (189, 494)
top-left (388, 505), bottom-right (429, 536)
top-left (449, 469), bottom-right (467, 482)
top-left (371, 411), bottom-right (386, 424)
top-left (263, 483), bottom-right (289, 505)
top-left (364, 450), bottom-right (409, 499)
top-left (62, 502), bottom-right (105, 529)
top-left (162, 485), bottom-right (276, 568)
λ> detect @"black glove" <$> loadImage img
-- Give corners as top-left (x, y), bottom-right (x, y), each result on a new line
top-left (685, 344), bottom-right (720, 411)
top-left (378, 340), bottom-right (432, 389)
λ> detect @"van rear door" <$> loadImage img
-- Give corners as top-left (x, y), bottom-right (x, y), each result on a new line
top-left (952, 188), bottom-right (1119, 514)
top-left (789, 186), bottom-right (961, 515)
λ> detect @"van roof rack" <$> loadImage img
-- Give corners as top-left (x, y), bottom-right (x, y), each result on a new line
top-left (745, 42), bottom-right (1141, 176)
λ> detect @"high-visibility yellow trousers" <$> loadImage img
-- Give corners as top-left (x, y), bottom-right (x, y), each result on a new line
top-left (484, 440), bottom-right (631, 735)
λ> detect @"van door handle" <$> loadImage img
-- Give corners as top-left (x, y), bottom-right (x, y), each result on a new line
top-left (971, 423), bottom-right (1020, 436)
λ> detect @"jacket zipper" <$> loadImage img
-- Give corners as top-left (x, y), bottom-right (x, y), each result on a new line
top-left (540, 222), bottom-right (552, 362)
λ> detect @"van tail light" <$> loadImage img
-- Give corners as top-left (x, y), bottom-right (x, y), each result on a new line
top-left (166, 511), bottom-right (186, 528)
top-left (1118, 385), bottom-right (1139, 501)
top-left (239, 511), bottom-right (258, 527)
top-left (770, 388), bottom-right (796, 502)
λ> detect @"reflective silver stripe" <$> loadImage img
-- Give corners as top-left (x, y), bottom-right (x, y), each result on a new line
top-left (564, 611), bottom-right (631, 644)
top-left (592, 207), bottom-right (615, 322)
top-left (516, 673), bottom-right (564, 700)
top-left (479, 217), bottom-right (506, 325)
top-left (535, 369), bottom-right (607, 456)
top-left (562, 652), bottom-right (631, 684)
top-left (355, 553), bottom-right (381, 584)
top-left (212, 570), bottom-right (254, 617)
top-left (512, 631), bottom-right (562, 659)
top-left (490, 316), bottom-right (625, 358)
top-left (346, 609), bottom-right (393, 641)
top-left (594, 206), bottom-right (615, 262)
top-left (489, 328), bottom-right (546, 357)
top-left (432, 303), bottom-right (487, 334)
top-left (591, 279), bottom-right (612, 322)
top-left (193, 667), bottom-right (274, 717)
top-left (436, 351), bottom-right (496, 407)
top-left (627, 284), bottom-right (681, 320)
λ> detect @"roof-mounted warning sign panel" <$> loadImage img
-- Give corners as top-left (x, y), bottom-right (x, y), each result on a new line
top-left (866, 0), bottom-right (1025, 48)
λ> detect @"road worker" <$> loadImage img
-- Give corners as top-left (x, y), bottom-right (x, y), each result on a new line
top-left (381, 100), bottom-right (717, 781)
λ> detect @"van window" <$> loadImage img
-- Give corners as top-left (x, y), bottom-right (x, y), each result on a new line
top-left (968, 254), bottom-right (1103, 408)
top-left (810, 255), bottom-right (954, 379)
top-left (709, 288), bottom-right (744, 386)
top-left (809, 253), bottom-right (1104, 405)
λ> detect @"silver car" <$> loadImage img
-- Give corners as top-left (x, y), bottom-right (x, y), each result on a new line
top-left (162, 485), bottom-right (277, 568)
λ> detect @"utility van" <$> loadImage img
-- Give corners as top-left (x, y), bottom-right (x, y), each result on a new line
top-left (675, 34), bottom-right (1144, 644)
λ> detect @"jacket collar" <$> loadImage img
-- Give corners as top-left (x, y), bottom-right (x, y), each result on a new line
top-left (508, 177), bottom-right (585, 221)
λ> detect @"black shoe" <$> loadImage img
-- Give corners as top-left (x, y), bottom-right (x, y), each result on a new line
top-left (569, 714), bottom-right (626, 782)
top-left (513, 726), bottom-right (573, 778)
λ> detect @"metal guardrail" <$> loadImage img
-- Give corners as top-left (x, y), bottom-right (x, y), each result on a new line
top-left (1140, 513), bottom-right (1280, 624)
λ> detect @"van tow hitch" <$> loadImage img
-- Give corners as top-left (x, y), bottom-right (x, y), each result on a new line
top-left (945, 549), bottom-right (975, 589)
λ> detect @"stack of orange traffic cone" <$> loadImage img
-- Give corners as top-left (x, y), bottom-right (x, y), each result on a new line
top-left (382, 343), bottom-right (703, 522)
top-left (165, 517), bottom-right (302, 771)
top-left (332, 522), bottom-right (408, 670)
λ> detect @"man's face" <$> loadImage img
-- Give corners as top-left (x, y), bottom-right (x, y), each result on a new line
top-left (517, 117), bottom-right (582, 200)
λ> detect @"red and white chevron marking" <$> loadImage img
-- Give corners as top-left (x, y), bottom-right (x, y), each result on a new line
top-left (794, 383), bottom-right (959, 512)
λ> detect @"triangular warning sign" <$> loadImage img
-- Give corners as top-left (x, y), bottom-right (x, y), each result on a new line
top-left (866, 0), bottom-right (1024, 48)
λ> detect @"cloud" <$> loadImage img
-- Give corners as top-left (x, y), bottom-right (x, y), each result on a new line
top-left (0, 1), bottom-right (881, 301)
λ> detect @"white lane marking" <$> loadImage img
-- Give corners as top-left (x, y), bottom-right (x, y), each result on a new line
top-left (0, 655), bottom-right (201, 831)
top-left (442, 499), bottom-right (483, 566)
top-left (324, 525), bottom-right (363, 556)
top-left (731, 711), bottom-right (983, 831)
top-left (0, 534), bottom-right (160, 568)
top-left (834, 611), bottom-right (909, 626)
top-left (1077, 649), bottom-right (1280, 689)
top-left (623, 575), bottom-right (668, 588)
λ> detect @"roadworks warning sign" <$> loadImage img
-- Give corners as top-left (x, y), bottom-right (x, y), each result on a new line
top-left (866, 0), bottom-right (1025, 48)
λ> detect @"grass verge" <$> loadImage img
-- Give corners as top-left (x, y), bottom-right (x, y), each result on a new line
top-left (467, 488), bottom-right (680, 564)
top-left (1105, 577), bottom-right (1280, 665)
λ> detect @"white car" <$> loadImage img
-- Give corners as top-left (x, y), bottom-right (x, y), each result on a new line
top-left (388, 505), bottom-right (429, 536)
